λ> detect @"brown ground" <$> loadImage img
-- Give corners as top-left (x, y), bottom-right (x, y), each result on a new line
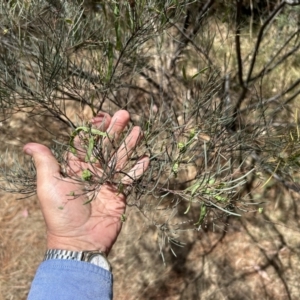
top-left (1, 111), bottom-right (300, 300)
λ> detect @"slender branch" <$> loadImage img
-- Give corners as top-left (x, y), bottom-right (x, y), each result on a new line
top-left (235, 0), bottom-right (244, 88)
top-left (265, 78), bottom-right (300, 103)
top-left (240, 219), bottom-right (292, 300)
top-left (249, 30), bottom-right (300, 83)
top-left (170, 0), bottom-right (215, 69)
top-left (246, 1), bottom-right (286, 84)
top-left (169, 20), bottom-right (214, 66)
top-left (230, 1), bottom-right (287, 131)
top-left (238, 78), bottom-right (300, 113)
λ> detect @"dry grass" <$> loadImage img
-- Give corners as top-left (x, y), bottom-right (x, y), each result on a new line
top-left (0, 194), bottom-right (44, 300)
top-left (110, 188), bottom-right (300, 300)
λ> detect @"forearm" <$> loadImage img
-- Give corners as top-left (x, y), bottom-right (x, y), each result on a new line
top-left (28, 260), bottom-right (113, 300)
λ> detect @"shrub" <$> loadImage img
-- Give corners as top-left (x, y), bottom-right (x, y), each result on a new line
top-left (1, 0), bottom-right (300, 262)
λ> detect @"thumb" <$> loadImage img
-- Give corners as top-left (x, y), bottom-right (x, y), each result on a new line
top-left (23, 143), bottom-right (61, 185)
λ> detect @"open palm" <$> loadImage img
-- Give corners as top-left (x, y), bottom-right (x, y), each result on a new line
top-left (24, 110), bottom-right (149, 254)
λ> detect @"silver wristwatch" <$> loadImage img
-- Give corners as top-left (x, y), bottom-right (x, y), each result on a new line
top-left (44, 249), bottom-right (111, 272)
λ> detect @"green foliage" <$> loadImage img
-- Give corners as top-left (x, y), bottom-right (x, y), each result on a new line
top-left (81, 169), bottom-right (92, 181)
top-left (69, 125), bottom-right (108, 162)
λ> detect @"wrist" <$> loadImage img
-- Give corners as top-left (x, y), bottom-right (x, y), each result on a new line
top-left (43, 249), bottom-right (112, 271)
top-left (47, 234), bottom-right (109, 255)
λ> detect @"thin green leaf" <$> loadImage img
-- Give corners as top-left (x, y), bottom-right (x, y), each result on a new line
top-left (191, 67), bottom-right (209, 79)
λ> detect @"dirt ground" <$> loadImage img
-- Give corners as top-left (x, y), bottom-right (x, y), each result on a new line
top-left (1, 111), bottom-right (300, 300)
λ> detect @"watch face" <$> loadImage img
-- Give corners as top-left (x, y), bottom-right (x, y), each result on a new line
top-left (90, 254), bottom-right (111, 271)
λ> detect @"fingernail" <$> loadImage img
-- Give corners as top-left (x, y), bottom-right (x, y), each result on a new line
top-left (23, 147), bottom-right (33, 156)
top-left (91, 114), bottom-right (106, 125)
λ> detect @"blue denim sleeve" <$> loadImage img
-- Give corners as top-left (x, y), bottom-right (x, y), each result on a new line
top-left (27, 260), bottom-right (113, 300)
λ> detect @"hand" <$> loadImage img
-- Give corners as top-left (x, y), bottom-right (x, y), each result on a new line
top-left (23, 110), bottom-right (149, 255)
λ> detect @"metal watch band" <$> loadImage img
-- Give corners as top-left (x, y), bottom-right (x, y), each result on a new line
top-left (44, 249), bottom-right (84, 261)
top-left (44, 249), bottom-right (111, 271)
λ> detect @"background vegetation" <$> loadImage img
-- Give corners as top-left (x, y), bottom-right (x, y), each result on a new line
top-left (1, 0), bottom-right (300, 299)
